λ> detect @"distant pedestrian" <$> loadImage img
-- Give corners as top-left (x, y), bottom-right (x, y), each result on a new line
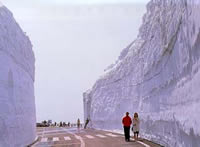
top-left (63, 122), bottom-right (66, 127)
top-left (122, 112), bottom-right (132, 142)
top-left (132, 113), bottom-right (140, 140)
top-left (77, 118), bottom-right (81, 129)
top-left (60, 121), bottom-right (63, 127)
top-left (84, 118), bottom-right (90, 129)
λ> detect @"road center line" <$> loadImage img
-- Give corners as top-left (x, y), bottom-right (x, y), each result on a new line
top-left (74, 135), bottom-right (85, 147)
top-left (62, 128), bottom-right (85, 147)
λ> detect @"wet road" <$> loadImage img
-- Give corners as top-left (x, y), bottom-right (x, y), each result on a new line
top-left (32, 127), bottom-right (162, 147)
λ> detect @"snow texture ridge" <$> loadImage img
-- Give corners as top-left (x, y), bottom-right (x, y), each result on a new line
top-left (0, 6), bottom-right (36, 147)
top-left (84, 0), bottom-right (200, 146)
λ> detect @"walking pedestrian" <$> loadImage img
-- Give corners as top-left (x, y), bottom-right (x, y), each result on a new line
top-left (122, 112), bottom-right (132, 142)
top-left (77, 118), bottom-right (81, 128)
top-left (132, 112), bottom-right (140, 140)
top-left (84, 118), bottom-right (89, 129)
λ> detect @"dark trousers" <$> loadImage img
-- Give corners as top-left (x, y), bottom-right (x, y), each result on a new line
top-left (123, 126), bottom-right (130, 141)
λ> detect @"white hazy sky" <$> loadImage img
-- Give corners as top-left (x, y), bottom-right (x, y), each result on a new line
top-left (1, 0), bottom-right (149, 123)
top-left (2, 0), bottom-right (149, 5)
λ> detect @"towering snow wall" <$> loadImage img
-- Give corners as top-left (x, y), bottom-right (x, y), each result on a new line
top-left (83, 0), bottom-right (200, 146)
top-left (0, 5), bottom-right (36, 147)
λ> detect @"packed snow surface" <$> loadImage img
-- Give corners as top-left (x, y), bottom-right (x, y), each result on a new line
top-left (84, 0), bottom-right (200, 146)
top-left (0, 5), bottom-right (36, 147)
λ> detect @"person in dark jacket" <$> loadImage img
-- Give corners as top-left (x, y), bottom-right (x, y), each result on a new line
top-left (84, 118), bottom-right (90, 129)
top-left (122, 112), bottom-right (132, 141)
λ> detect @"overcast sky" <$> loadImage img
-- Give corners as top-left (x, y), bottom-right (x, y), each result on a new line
top-left (1, 0), bottom-right (149, 123)
top-left (2, 0), bottom-right (149, 5)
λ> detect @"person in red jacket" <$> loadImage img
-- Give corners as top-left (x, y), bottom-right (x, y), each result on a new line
top-left (122, 112), bottom-right (132, 141)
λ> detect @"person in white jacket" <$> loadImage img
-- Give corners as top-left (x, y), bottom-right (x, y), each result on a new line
top-left (132, 112), bottom-right (140, 140)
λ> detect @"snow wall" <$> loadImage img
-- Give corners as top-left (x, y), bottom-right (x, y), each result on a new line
top-left (83, 0), bottom-right (200, 146)
top-left (0, 5), bottom-right (36, 147)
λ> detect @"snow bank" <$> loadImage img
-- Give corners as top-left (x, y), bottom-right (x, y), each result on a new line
top-left (0, 6), bottom-right (36, 147)
top-left (83, 0), bottom-right (200, 146)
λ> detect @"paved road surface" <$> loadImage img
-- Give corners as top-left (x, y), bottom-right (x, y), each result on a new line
top-left (32, 127), bottom-right (162, 147)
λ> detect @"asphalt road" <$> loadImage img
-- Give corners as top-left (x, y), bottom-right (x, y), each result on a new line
top-left (32, 127), bottom-right (162, 147)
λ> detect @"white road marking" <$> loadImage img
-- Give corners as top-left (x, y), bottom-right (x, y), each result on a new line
top-left (85, 135), bottom-right (95, 139)
top-left (75, 135), bottom-right (80, 140)
top-left (38, 132), bottom-right (71, 136)
top-left (137, 141), bottom-right (151, 147)
top-left (64, 136), bottom-right (71, 140)
top-left (130, 139), bottom-right (151, 147)
top-left (96, 134), bottom-right (107, 138)
top-left (42, 143), bottom-right (81, 147)
top-left (106, 133), bottom-right (118, 137)
top-left (62, 128), bottom-right (86, 147)
top-left (41, 138), bottom-right (48, 142)
top-left (53, 137), bottom-right (59, 141)
top-left (74, 135), bottom-right (85, 147)
top-left (36, 128), bottom-right (153, 147)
